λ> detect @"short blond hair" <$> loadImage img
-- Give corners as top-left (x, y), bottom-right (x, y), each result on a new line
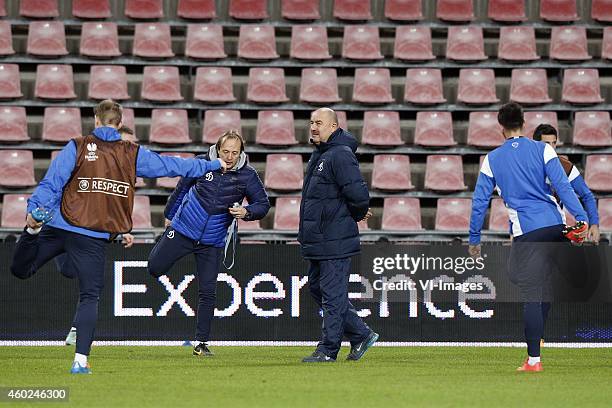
top-left (94, 99), bottom-right (122, 127)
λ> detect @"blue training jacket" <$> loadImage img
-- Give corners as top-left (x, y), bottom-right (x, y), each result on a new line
top-left (28, 127), bottom-right (222, 239)
top-left (298, 128), bottom-right (370, 260)
top-left (165, 146), bottom-right (270, 247)
top-left (469, 137), bottom-right (588, 244)
top-left (562, 162), bottom-right (599, 225)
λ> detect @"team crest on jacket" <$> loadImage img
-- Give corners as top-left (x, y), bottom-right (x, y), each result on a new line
top-left (318, 160), bottom-right (324, 172)
top-left (167, 230), bottom-right (175, 239)
top-left (512, 142), bottom-right (519, 148)
top-left (205, 172), bottom-right (213, 181)
top-left (86, 142), bottom-right (98, 161)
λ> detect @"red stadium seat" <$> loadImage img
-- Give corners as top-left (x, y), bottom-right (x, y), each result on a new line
top-left (0, 150), bottom-right (36, 187)
top-left (414, 111), bottom-right (456, 147)
top-left (457, 69), bottom-right (498, 105)
top-left (572, 112), bottom-right (611, 147)
top-left (394, 26), bottom-right (435, 61)
top-left (194, 67), bottom-right (236, 103)
top-left (27, 21), bottom-right (68, 57)
top-left (435, 198), bottom-right (471, 231)
top-left (404, 68), bottom-right (446, 104)
top-left (334, 0), bottom-right (372, 20)
top-left (185, 24), bottom-right (227, 60)
top-left (342, 26), bottom-right (383, 61)
top-left (362, 111), bottom-right (403, 146)
top-left (382, 197), bottom-right (422, 230)
top-left (35, 65), bottom-right (76, 100)
top-left (425, 155), bottom-right (466, 191)
top-left (488, 198), bottom-right (509, 232)
top-left (80, 22), bottom-right (121, 58)
top-left (1, 194), bottom-right (30, 228)
top-left (20, 0), bottom-right (59, 18)
top-left (247, 68), bottom-right (289, 103)
top-left (0, 107), bottom-right (28, 142)
top-left (562, 69), bottom-right (604, 104)
top-left (149, 109), bottom-right (190, 145)
top-left (132, 196), bottom-right (153, 229)
top-left (0, 0), bottom-right (5, 17)
top-left (42, 107), bottom-right (82, 143)
top-left (0, 21), bottom-right (14, 56)
top-left (177, 0), bottom-right (216, 19)
top-left (230, 0), bottom-right (269, 20)
top-left (523, 111), bottom-right (558, 140)
top-left (202, 110), bottom-right (242, 144)
top-left (238, 217), bottom-right (262, 231)
top-left (299, 68), bottom-right (341, 104)
top-left (540, 0), bottom-right (578, 21)
top-left (371, 155), bottom-right (414, 191)
top-left (0, 64), bottom-right (22, 99)
top-left (604, 27), bottom-right (612, 60)
top-left (550, 27), bottom-right (591, 61)
top-left (592, 0), bottom-right (612, 22)
top-left (255, 111), bottom-right (297, 145)
top-left (133, 23), bottom-right (174, 59)
top-left (238, 25), bottom-right (279, 60)
top-left (436, 0), bottom-right (474, 21)
top-left (510, 69), bottom-right (552, 105)
top-left (446, 26), bottom-right (487, 61)
top-left (274, 197), bottom-right (301, 230)
top-left (385, 0), bottom-right (423, 21)
top-left (264, 154), bottom-right (303, 190)
top-left (73, 0), bottom-right (111, 19)
top-left (88, 65), bottom-right (130, 100)
top-left (599, 199), bottom-right (612, 232)
top-left (141, 66), bottom-right (183, 102)
top-left (125, 0), bottom-right (163, 19)
top-left (467, 112), bottom-right (504, 148)
top-left (336, 111), bottom-right (348, 130)
top-left (584, 155), bottom-right (612, 192)
top-left (488, 0), bottom-right (527, 21)
top-left (353, 68), bottom-right (394, 104)
top-left (498, 26), bottom-right (539, 62)
top-left (290, 25), bottom-right (331, 60)
top-left (121, 108), bottom-right (136, 140)
top-left (157, 152), bottom-right (195, 188)
top-left (282, 0), bottom-right (320, 20)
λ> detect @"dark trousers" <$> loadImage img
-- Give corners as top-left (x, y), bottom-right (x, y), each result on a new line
top-left (148, 227), bottom-right (223, 342)
top-left (11, 226), bottom-right (107, 356)
top-left (508, 224), bottom-right (565, 357)
top-left (308, 258), bottom-right (371, 359)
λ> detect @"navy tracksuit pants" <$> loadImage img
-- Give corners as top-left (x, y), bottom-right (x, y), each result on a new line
top-left (10, 226), bottom-right (107, 356)
top-left (308, 258), bottom-right (371, 359)
top-left (148, 227), bottom-right (223, 343)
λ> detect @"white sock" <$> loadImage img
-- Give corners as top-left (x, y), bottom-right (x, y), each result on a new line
top-left (70, 327), bottom-right (77, 332)
top-left (26, 226), bottom-right (42, 235)
top-left (528, 356), bottom-right (541, 366)
top-left (74, 353), bottom-right (87, 366)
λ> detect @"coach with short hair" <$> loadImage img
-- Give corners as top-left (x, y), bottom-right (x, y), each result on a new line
top-left (299, 108), bottom-right (378, 363)
top-left (10, 100), bottom-right (225, 374)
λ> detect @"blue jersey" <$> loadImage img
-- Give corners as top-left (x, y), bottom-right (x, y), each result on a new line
top-left (469, 137), bottom-right (587, 244)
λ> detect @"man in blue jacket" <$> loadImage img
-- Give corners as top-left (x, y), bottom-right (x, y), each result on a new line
top-left (148, 130), bottom-right (270, 357)
top-left (10, 100), bottom-right (226, 374)
top-left (532, 124), bottom-right (600, 243)
top-left (299, 108), bottom-right (378, 363)
top-left (469, 102), bottom-right (588, 372)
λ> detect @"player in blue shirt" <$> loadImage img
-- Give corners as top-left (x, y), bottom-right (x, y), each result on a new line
top-left (469, 103), bottom-right (588, 372)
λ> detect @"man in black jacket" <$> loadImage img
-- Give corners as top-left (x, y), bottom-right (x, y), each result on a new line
top-left (299, 108), bottom-right (378, 363)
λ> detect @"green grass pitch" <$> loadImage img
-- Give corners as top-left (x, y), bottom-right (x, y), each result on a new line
top-left (1, 346), bottom-right (612, 407)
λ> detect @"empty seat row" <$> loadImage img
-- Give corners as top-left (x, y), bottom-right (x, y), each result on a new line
top-left (10, 0), bottom-right (612, 23)
top-left (2, 148), bottom-right (611, 194)
top-left (1, 63), bottom-right (606, 106)
top-left (4, 194), bottom-right (612, 233)
top-left (2, 106), bottom-right (609, 148)
top-left (7, 21), bottom-right (612, 62)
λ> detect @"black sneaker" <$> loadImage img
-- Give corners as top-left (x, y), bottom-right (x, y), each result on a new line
top-left (193, 342), bottom-right (214, 357)
top-left (301, 350), bottom-right (335, 363)
top-left (347, 331), bottom-right (379, 361)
